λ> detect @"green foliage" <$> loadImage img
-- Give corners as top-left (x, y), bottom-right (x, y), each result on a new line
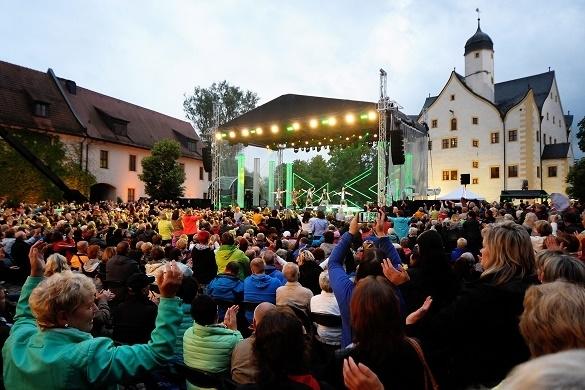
top-left (566, 157), bottom-right (585, 202)
top-left (183, 80), bottom-right (259, 137)
top-left (0, 130), bottom-right (95, 203)
top-left (576, 117), bottom-right (585, 153)
top-left (139, 139), bottom-right (186, 200)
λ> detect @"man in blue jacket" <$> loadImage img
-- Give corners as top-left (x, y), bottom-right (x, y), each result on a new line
top-left (207, 261), bottom-right (244, 320)
top-left (243, 259), bottom-right (282, 322)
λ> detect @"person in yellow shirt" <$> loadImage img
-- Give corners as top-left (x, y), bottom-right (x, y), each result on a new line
top-left (251, 208), bottom-right (264, 226)
top-left (158, 213), bottom-right (174, 245)
top-left (70, 241), bottom-right (89, 271)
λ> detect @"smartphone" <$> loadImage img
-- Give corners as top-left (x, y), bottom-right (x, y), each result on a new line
top-left (358, 211), bottom-right (377, 223)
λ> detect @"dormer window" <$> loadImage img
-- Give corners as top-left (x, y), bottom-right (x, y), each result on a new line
top-left (187, 140), bottom-right (197, 152)
top-left (34, 102), bottom-right (49, 117)
top-left (474, 52), bottom-right (480, 58)
top-left (111, 121), bottom-right (128, 136)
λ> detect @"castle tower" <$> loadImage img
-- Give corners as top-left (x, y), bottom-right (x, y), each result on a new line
top-left (464, 17), bottom-right (495, 102)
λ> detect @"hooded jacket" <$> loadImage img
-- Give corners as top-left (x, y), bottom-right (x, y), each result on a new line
top-left (215, 245), bottom-right (250, 280)
top-left (183, 323), bottom-right (242, 376)
top-left (243, 274), bottom-right (281, 321)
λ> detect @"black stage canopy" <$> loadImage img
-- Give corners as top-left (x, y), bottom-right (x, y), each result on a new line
top-left (217, 94), bottom-right (416, 150)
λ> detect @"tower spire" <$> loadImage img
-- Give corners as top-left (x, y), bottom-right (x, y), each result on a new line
top-left (476, 8), bottom-right (481, 30)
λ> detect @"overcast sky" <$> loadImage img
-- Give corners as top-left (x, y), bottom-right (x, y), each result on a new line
top-left (3, 0), bottom-right (584, 167)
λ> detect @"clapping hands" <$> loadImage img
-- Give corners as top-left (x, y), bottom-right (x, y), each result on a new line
top-left (223, 305), bottom-right (239, 330)
top-left (382, 258), bottom-right (410, 286)
top-left (406, 296), bottom-right (433, 325)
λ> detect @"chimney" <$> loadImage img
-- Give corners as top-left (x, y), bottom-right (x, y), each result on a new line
top-left (65, 80), bottom-right (77, 95)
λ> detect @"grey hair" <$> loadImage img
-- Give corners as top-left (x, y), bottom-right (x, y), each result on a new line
top-left (283, 262), bottom-right (299, 282)
top-left (318, 270), bottom-right (332, 292)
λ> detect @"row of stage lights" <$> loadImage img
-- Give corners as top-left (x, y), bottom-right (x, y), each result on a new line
top-left (215, 110), bottom-right (379, 140)
top-left (268, 132), bottom-right (379, 151)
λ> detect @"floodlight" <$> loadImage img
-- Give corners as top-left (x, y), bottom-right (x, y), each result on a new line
top-left (241, 128), bottom-right (250, 137)
top-left (328, 117), bottom-right (337, 126)
top-left (256, 127), bottom-right (263, 135)
top-left (305, 141), bottom-right (309, 145)
top-left (271, 124), bottom-right (279, 133)
top-left (229, 131), bottom-right (236, 138)
top-left (368, 111), bottom-right (377, 121)
top-left (345, 113), bottom-right (355, 124)
top-left (215, 133), bottom-right (222, 140)
top-left (309, 119), bottom-right (318, 128)
top-left (292, 122), bottom-right (301, 130)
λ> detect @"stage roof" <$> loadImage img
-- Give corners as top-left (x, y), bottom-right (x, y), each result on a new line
top-left (217, 94), bottom-right (396, 149)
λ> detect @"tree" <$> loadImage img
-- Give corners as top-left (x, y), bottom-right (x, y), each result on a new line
top-left (576, 117), bottom-right (585, 153)
top-left (139, 140), bottom-right (186, 200)
top-left (183, 81), bottom-right (259, 138)
top-left (0, 129), bottom-right (95, 203)
top-left (566, 157), bottom-right (585, 202)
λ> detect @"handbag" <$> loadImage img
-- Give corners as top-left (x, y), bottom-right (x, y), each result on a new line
top-left (407, 337), bottom-right (439, 390)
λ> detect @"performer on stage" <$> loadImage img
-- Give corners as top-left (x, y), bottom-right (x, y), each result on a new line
top-left (305, 187), bottom-right (315, 208)
top-left (318, 188), bottom-right (331, 207)
top-left (274, 187), bottom-right (285, 209)
top-left (291, 188), bottom-right (302, 209)
top-left (335, 186), bottom-right (353, 207)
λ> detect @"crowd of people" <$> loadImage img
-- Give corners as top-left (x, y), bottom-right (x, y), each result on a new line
top-left (0, 197), bottom-right (584, 389)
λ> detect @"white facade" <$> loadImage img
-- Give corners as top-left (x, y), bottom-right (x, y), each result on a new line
top-left (421, 27), bottom-right (572, 202)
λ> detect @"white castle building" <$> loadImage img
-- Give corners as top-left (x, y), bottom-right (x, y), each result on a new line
top-left (419, 20), bottom-right (574, 201)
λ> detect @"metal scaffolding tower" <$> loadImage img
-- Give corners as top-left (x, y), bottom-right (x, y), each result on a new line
top-left (210, 104), bottom-right (222, 209)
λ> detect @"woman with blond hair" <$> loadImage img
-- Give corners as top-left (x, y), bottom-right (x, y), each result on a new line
top-left (44, 253), bottom-right (70, 277)
top-left (410, 221), bottom-right (537, 389)
top-left (2, 242), bottom-right (184, 389)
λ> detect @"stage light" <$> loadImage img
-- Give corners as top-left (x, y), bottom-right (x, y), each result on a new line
top-left (373, 134), bottom-right (378, 138)
top-left (368, 111), bottom-right (377, 121)
top-left (345, 113), bottom-right (355, 124)
top-left (328, 117), bottom-right (337, 126)
top-left (318, 141), bottom-right (322, 145)
top-left (229, 131), bottom-right (236, 138)
top-left (291, 142), bottom-right (295, 146)
top-left (215, 133), bottom-right (222, 140)
top-left (286, 125), bottom-right (294, 131)
top-left (329, 138), bottom-right (333, 142)
top-left (256, 127), bottom-right (263, 135)
top-left (221, 133), bottom-right (227, 138)
top-left (360, 113), bottom-right (368, 120)
top-left (305, 141), bottom-right (309, 145)
top-left (292, 122), bottom-right (301, 130)
top-left (271, 124), bottom-right (279, 133)
top-left (309, 119), bottom-right (318, 128)
top-left (241, 128), bottom-right (250, 137)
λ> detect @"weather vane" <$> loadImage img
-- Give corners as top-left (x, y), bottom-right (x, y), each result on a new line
top-left (476, 8), bottom-right (481, 25)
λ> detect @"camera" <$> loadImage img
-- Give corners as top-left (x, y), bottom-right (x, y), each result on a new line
top-left (358, 211), bottom-right (377, 223)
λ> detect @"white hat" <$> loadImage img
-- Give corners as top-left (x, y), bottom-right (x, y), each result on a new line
top-left (283, 231), bottom-right (291, 237)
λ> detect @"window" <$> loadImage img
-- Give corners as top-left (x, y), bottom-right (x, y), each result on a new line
top-left (472, 139), bottom-right (479, 148)
top-left (179, 163), bottom-right (185, 172)
top-left (129, 155), bottom-right (136, 171)
top-left (548, 166), bottom-right (557, 177)
top-left (508, 130), bottom-right (518, 142)
top-left (442, 171), bottom-right (450, 181)
top-left (127, 188), bottom-right (135, 202)
top-left (472, 161), bottom-right (479, 169)
top-left (199, 166), bottom-right (204, 180)
top-left (537, 131), bottom-right (540, 142)
top-left (203, 192), bottom-right (208, 199)
top-left (490, 166), bottom-right (500, 179)
top-left (100, 150), bottom-right (108, 169)
top-left (546, 112), bottom-right (549, 120)
top-left (549, 136), bottom-right (552, 144)
top-left (34, 102), bottom-right (48, 117)
top-left (543, 134), bottom-right (547, 145)
top-left (112, 121), bottom-right (127, 136)
top-left (208, 171), bottom-right (212, 181)
top-left (450, 137), bottom-right (458, 148)
top-left (431, 119), bottom-right (438, 128)
top-left (451, 118), bottom-right (457, 131)
top-left (508, 165), bottom-right (518, 178)
top-left (428, 140), bottom-right (432, 151)
top-left (472, 117), bottom-right (479, 125)
top-left (554, 138), bottom-right (557, 144)
top-left (187, 140), bottom-right (197, 152)
top-left (450, 170), bottom-right (458, 181)
top-left (442, 139), bottom-right (449, 149)
top-left (450, 94), bottom-right (455, 101)
top-left (475, 52), bottom-right (480, 58)
top-left (472, 178), bottom-right (479, 185)
top-left (553, 116), bottom-right (555, 124)
top-left (490, 132), bottom-right (500, 144)
top-left (537, 167), bottom-right (541, 178)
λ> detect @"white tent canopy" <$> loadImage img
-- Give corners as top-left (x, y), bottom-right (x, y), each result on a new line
top-left (437, 187), bottom-right (485, 200)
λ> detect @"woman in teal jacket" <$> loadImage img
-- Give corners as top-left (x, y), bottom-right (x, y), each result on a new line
top-left (2, 242), bottom-right (184, 389)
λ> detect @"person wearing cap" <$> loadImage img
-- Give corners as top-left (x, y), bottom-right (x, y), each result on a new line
top-left (190, 230), bottom-right (217, 290)
top-left (112, 273), bottom-right (158, 345)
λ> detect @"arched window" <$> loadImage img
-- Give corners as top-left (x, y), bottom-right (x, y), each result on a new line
top-left (451, 118), bottom-right (457, 131)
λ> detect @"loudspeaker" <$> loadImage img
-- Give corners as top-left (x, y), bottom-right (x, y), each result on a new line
top-left (202, 146), bottom-right (212, 172)
top-left (522, 179), bottom-right (529, 190)
top-left (390, 130), bottom-right (405, 165)
top-left (460, 174), bottom-right (470, 185)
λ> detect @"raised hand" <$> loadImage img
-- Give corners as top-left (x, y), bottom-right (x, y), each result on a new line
top-left (382, 258), bottom-right (409, 286)
top-left (374, 209), bottom-right (387, 237)
top-left (29, 241), bottom-right (47, 277)
top-left (349, 215), bottom-right (360, 236)
top-left (343, 356), bottom-right (384, 390)
top-left (406, 296), bottom-right (433, 325)
top-left (223, 305), bottom-right (239, 330)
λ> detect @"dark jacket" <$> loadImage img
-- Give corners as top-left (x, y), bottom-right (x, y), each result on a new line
top-left (105, 254), bottom-right (140, 284)
top-left (112, 294), bottom-right (157, 344)
top-left (191, 244), bottom-right (218, 285)
top-left (298, 261), bottom-right (323, 296)
top-left (411, 273), bottom-right (536, 389)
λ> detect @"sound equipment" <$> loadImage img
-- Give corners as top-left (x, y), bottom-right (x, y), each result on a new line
top-left (460, 174), bottom-right (470, 185)
top-left (202, 146), bottom-right (212, 172)
top-left (390, 130), bottom-right (405, 165)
